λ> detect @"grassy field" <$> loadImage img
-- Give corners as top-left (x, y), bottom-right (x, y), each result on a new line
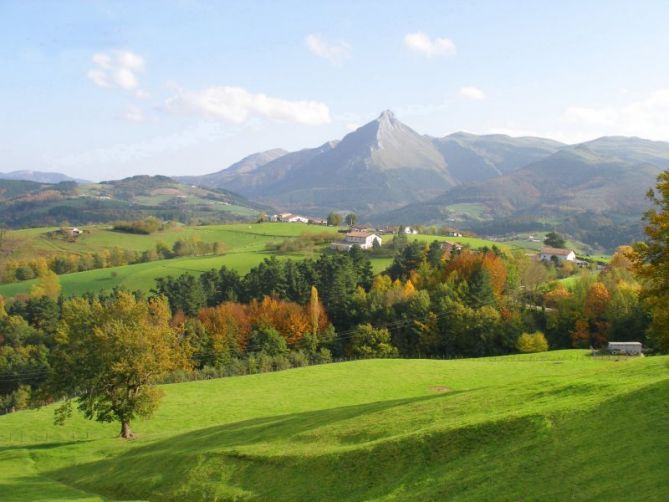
top-left (1, 351), bottom-right (667, 500)
top-left (0, 224), bottom-right (505, 297)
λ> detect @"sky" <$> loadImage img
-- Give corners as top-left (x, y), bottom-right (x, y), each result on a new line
top-left (2, 0), bottom-right (669, 181)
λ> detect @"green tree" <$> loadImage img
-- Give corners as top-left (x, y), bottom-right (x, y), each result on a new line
top-left (544, 231), bottom-right (566, 248)
top-left (517, 332), bottom-right (549, 353)
top-left (634, 170), bottom-right (669, 351)
top-left (345, 213), bottom-right (357, 226)
top-left (327, 212), bottom-right (342, 226)
top-left (49, 292), bottom-right (191, 438)
top-left (349, 323), bottom-right (398, 358)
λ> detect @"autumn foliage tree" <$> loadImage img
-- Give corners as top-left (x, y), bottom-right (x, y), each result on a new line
top-left (634, 170), bottom-right (669, 351)
top-left (49, 292), bottom-right (191, 438)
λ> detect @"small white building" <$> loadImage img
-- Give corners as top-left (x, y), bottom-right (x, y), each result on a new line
top-left (403, 226), bottom-right (418, 235)
top-left (330, 231), bottom-right (382, 251)
top-left (540, 247), bottom-right (576, 262)
top-left (608, 341), bottom-right (643, 355)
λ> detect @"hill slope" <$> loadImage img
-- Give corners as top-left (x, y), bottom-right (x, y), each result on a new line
top-left (1, 352), bottom-right (667, 500)
top-left (380, 141), bottom-right (668, 225)
top-left (0, 175), bottom-right (268, 228)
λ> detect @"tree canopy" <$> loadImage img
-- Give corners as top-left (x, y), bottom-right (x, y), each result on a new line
top-left (49, 292), bottom-right (191, 438)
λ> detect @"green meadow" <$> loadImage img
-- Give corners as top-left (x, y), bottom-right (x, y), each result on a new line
top-left (0, 223), bottom-right (506, 297)
top-left (1, 351), bottom-right (667, 500)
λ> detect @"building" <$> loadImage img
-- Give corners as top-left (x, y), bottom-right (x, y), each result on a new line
top-left (271, 212), bottom-right (309, 223)
top-left (540, 247), bottom-right (576, 262)
top-left (308, 217), bottom-right (327, 225)
top-left (331, 231), bottom-right (382, 251)
top-left (403, 226), bottom-right (418, 235)
top-left (607, 341), bottom-right (643, 355)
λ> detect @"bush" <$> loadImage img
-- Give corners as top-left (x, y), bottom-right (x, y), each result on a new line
top-left (517, 331), bottom-right (549, 353)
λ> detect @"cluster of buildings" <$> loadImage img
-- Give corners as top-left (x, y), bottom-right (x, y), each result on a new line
top-left (538, 247), bottom-right (591, 268)
top-left (269, 213), bottom-right (327, 225)
top-left (330, 231), bottom-right (383, 251)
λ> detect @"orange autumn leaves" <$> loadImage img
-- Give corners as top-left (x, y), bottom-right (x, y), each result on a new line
top-left (194, 287), bottom-right (329, 353)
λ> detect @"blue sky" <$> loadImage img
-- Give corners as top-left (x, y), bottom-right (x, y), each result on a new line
top-left (2, 0), bottom-right (669, 180)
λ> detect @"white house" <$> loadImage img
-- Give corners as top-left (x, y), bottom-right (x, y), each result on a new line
top-left (286, 215), bottom-right (309, 223)
top-left (272, 212), bottom-right (309, 223)
top-left (607, 341), bottom-right (643, 355)
top-left (403, 226), bottom-right (418, 235)
top-left (331, 231), bottom-right (382, 251)
top-left (540, 247), bottom-right (576, 262)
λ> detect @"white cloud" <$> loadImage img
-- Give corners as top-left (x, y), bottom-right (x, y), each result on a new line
top-left (123, 105), bottom-right (145, 122)
top-left (561, 89), bottom-right (669, 140)
top-left (166, 86), bottom-right (331, 125)
top-left (404, 32), bottom-right (456, 57)
top-left (87, 50), bottom-right (146, 94)
top-left (459, 86), bottom-right (486, 100)
top-left (305, 34), bottom-right (351, 65)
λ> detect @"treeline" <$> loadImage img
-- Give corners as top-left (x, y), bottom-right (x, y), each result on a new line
top-left (112, 216), bottom-right (171, 234)
top-left (0, 241), bottom-right (654, 415)
top-left (1, 235), bottom-right (227, 283)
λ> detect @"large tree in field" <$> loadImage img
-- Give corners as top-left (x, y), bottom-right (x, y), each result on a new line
top-left (50, 292), bottom-right (191, 438)
top-left (634, 170), bottom-right (669, 352)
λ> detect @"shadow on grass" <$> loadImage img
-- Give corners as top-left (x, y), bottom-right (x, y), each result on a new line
top-left (45, 393), bottom-right (460, 500)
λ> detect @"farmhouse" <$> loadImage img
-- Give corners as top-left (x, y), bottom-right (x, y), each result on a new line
top-left (272, 213), bottom-right (310, 223)
top-left (608, 341), bottom-right (643, 355)
top-left (403, 226), bottom-right (418, 235)
top-left (540, 247), bottom-right (576, 262)
top-left (331, 231), bottom-right (382, 251)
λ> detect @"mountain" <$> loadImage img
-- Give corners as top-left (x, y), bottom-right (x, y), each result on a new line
top-left (378, 140), bottom-right (668, 225)
top-left (0, 170), bottom-right (89, 184)
top-left (184, 111), bottom-right (458, 214)
top-left (182, 112), bottom-right (669, 225)
top-left (0, 176), bottom-right (269, 228)
top-left (177, 148), bottom-right (288, 188)
top-left (431, 132), bottom-right (564, 183)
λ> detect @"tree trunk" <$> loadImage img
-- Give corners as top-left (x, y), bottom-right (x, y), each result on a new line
top-left (120, 420), bottom-right (133, 439)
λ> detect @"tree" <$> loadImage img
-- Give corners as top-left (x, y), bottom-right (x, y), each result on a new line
top-left (327, 212), bottom-right (342, 227)
top-left (634, 170), bottom-right (669, 351)
top-left (345, 213), bottom-right (357, 226)
top-left (517, 332), bottom-right (549, 353)
top-left (30, 271), bottom-right (61, 300)
top-left (544, 232), bottom-right (566, 248)
top-left (49, 292), bottom-right (190, 438)
top-left (349, 324), bottom-right (398, 358)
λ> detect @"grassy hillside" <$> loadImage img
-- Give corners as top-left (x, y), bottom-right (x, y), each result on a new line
top-left (0, 175), bottom-right (268, 228)
top-left (0, 223), bottom-right (507, 297)
top-left (1, 351), bottom-right (667, 500)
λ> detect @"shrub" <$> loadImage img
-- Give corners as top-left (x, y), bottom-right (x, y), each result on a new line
top-left (517, 331), bottom-right (549, 353)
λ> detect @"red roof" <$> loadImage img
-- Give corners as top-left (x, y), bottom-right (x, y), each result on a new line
top-left (541, 247), bottom-right (574, 256)
top-left (346, 231), bottom-right (372, 238)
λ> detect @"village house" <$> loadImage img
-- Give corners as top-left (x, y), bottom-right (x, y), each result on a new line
top-left (539, 247), bottom-right (576, 262)
top-left (330, 231), bottom-right (383, 251)
top-left (271, 212), bottom-right (309, 223)
top-left (403, 226), bottom-right (418, 235)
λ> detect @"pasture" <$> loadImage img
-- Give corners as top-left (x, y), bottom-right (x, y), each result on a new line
top-left (0, 223), bottom-right (504, 297)
top-left (1, 351), bottom-right (667, 500)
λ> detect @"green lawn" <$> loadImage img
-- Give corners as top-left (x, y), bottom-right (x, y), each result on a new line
top-left (0, 224), bottom-right (506, 297)
top-left (0, 351), bottom-right (667, 500)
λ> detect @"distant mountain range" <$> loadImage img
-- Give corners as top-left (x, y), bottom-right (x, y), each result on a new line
top-left (0, 170), bottom-right (90, 184)
top-left (179, 111), bottom-right (669, 224)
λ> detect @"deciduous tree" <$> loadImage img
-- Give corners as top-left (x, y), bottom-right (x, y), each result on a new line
top-left (50, 292), bottom-right (191, 438)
